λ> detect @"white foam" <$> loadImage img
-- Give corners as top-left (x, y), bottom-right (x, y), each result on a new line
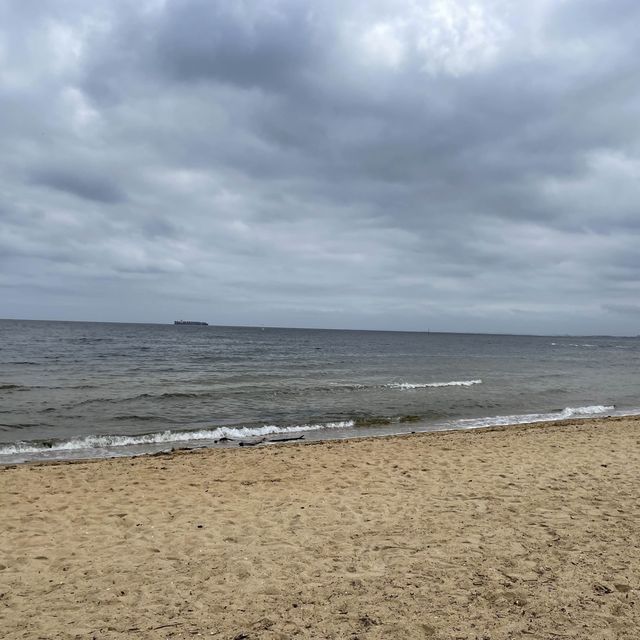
top-left (455, 405), bottom-right (615, 430)
top-left (0, 420), bottom-right (355, 456)
top-left (387, 379), bottom-right (482, 390)
top-left (558, 405), bottom-right (614, 418)
top-left (0, 404), bottom-right (631, 462)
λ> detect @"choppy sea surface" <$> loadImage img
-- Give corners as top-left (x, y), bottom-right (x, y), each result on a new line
top-left (1, 320), bottom-right (639, 464)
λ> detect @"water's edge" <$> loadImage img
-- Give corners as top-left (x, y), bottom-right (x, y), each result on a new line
top-left (2, 404), bottom-right (638, 466)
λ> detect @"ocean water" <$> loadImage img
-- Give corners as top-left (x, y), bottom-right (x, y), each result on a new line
top-left (1, 319), bottom-right (639, 464)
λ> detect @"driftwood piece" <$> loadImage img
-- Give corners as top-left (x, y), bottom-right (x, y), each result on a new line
top-left (238, 437), bottom-right (267, 447)
top-left (238, 435), bottom-right (306, 446)
top-left (267, 435), bottom-right (305, 443)
top-left (238, 434), bottom-right (306, 446)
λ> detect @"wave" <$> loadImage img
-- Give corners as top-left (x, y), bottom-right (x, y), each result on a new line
top-left (0, 383), bottom-right (26, 391)
top-left (151, 392), bottom-right (201, 399)
top-left (0, 422), bottom-right (43, 430)
top-left (0, 420), bottom-right (355, 456)
top-left (455, 405), bottom-right (615, 430)
top-left (559, 404), bottom-right (615, 417)
top-left (111, 414), bottom-right (164, 422)
top-left (67, 380), bottom-right (484, 407)
top-left (332, 379), bottom-right (482, 391)
top-left (386, 379), bottom-right (482, 390)
top-left (69, 391), bottom-right (204, 407)
top-left (64, 384), bottom-right (99, 390)
top-left (551, 343), bottom-right (601, 348)
top-left (0, 404), bottom-right (628, 462)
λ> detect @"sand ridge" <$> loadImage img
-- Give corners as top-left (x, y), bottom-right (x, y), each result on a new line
top-left (1, 417), bottom-right (639, 639)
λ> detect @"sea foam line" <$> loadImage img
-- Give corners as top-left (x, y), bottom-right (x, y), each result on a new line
top-left (455, 405), bottom-right (615, 430)
top-left (0, 421), bottom-right (355, 455)
top-left (0, 404), bottom-right (627, 460)
top-left (386, 379), bottom-right (482, 390)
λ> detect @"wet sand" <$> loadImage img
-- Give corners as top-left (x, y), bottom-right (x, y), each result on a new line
top-left (1, 416), bottom-right (639, 639)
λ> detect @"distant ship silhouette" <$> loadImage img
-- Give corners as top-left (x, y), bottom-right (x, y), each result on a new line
top-left (174, 320), bottom-right (208, 326)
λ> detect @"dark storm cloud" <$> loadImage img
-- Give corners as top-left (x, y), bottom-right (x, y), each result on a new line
top-left (1, 0), bottom-right (639, 333)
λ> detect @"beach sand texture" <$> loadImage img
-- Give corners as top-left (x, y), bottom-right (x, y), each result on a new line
top-left (1, 417), bottom-right (639, 639)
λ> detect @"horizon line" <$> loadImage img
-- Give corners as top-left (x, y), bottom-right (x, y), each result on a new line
top-left (0, 317), bottom-right (636, 339)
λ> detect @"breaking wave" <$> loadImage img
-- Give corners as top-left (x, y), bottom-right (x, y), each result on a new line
top-left (0, 404), bottom-right (630, 463)
top-left (66, 380), bottom-right (485, 406)
top-left (0, 420), bottom-right (355, 456)
top-left (386, 379), bottom-right (482, 390)
top-left (551, 342), bottom-right (599, 348)
top-left (456, 405), bottom-right (615, 429)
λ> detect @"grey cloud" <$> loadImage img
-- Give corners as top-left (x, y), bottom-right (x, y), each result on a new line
top-left (153, 1), bottom-right (320, 90)
top-left (30, 167), bottom-right (127, 204)
top-left (603, 304), bottom-right (640, 316)
top-left (550, 0), bottom-right (640, 39)
top-left (1, 0), bottom-right (640, 334)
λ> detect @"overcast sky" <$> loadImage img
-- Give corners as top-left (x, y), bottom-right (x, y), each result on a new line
top-left (1, 0), bottom-right (639, 334)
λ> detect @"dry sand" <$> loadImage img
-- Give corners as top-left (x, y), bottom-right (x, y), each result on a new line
top-left (1, 416), bottom-right (639, 639)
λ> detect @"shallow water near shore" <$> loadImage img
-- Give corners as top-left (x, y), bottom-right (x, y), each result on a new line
top-left (1, 319), bottom-right (639, 464)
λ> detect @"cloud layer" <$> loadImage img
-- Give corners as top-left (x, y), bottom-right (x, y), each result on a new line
top-left (1, 0), bottom-right (639, 333)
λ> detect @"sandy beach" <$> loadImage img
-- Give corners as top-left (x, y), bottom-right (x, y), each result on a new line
top-left (1, 417), bottom-right (639, 639)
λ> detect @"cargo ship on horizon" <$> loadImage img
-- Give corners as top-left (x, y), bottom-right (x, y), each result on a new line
top-left (174, 320), bottom-right (208, 326)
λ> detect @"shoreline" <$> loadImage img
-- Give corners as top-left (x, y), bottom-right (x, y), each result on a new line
top-left (1, 415), bottom-right (639, 638)
top-left (0, 407), bottom-right (635, 467)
